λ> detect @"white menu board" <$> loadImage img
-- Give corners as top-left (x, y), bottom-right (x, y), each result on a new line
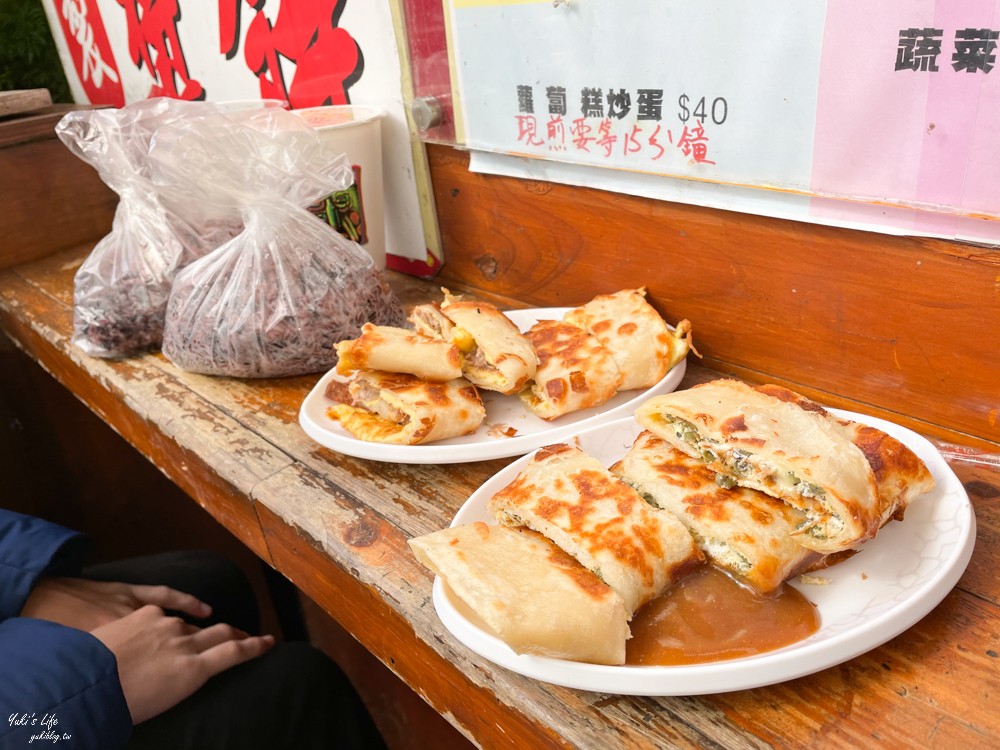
top-left (447, 0), bottom-right (1000, 245)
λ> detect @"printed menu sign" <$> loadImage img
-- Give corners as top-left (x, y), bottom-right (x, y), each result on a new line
top-left (447, 0), bottom-right (1000, 244)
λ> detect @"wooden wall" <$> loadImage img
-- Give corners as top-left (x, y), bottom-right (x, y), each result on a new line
top-left (425, 145), bottom-right (1000, 452)
top-left (0, 106), bottom-right (117, 271)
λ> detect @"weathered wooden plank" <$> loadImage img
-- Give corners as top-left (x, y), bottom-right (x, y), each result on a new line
top-left (254, 493), bottom-right (574, 750)
top-left (710, 588), bottom-right (1000, 748)
top-left (3, 245), bottom-right (999, 750)
top-left (0, 90), bottom-right (52, 118)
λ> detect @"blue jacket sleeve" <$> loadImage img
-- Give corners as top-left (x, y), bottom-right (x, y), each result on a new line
top-left (0, 508), bottom-right (91, 620)
top-left (0, 510), bottom-right (131, 748)
top-left (0, 619), bottom-right (132, 749)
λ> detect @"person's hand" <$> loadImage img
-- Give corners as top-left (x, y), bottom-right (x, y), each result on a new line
top-left (92, 604), bottom-right (275, 724)
top-left (20, 578), bottom-right (211, 631)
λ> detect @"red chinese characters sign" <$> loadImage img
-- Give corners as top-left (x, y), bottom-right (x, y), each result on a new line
top-left (220, 0), bottom-right (362, 108)
top-left (50, 0), bottom-right (124, 107)
top-left (46, 0), bottom-right (364, 110)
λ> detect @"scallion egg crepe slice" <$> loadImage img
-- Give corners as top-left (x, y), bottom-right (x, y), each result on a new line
top-left (611, 430), bottom-right (823, 593)
top-left (487, 443), bottom-right (704, 615)
top-left (635, 379), bottom-right (935, 553)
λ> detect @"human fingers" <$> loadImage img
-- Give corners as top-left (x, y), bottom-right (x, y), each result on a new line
top-left (195, 633), bottom-right (276, 678)
top-left (186, 622), bottom-right (249, 652)
top-left (128, 584), bottom-right (212, 619)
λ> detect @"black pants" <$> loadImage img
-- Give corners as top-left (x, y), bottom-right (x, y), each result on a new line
top-left (85, 551), bottom-right (386, 750)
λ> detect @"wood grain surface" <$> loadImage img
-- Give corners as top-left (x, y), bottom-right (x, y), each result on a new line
top-left (1, 245), bottom-right (997, 749)
top-left (0, 89), bottom-right (52, 117)
top-left (0, 107), bottom-right (117, 272)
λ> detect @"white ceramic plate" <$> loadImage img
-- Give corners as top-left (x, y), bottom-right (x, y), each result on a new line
top-left (433, 410), bottom-right (976, 695)
top-left (298, 308), bottom-right (686, 464)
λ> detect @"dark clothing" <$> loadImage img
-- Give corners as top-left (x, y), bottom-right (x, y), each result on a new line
top-left (0, 510), bottom-right (386, 750)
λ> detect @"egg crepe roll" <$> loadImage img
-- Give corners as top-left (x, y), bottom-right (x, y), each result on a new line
top-left (409, 522), bottom-right (630, 665)
top-left (334, 323), bottom-right (462, 382)
top-left (519, 319), bottom-right (623, 420)
top-left (611, 431), bottom-right (822, 593)
top-left (487, 443), bottom-right (703, 614)
top-left (407, 301), bottom-right (454, 341)
top-left (634, 379), bottom-right (935, 553)
top-left (327, 370), bottom-right (485, 445)
top-left (564, 288), bottom-right (694, 391)
top-left (435, 290), bottom-right (538, 395)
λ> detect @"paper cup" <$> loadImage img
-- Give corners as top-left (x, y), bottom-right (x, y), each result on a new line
top-left (293, 105), bottom-right (387, 269)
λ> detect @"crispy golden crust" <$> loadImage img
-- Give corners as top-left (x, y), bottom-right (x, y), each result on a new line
top-left (613, 431), bottom-right (822, 593)
top-left (487, 443), bottom-right (703, 614)
top-left (564, 288), bottom-right (687, 390)
top-left (334, 323), bottom-right (462, 381)
top-left (438, 290), bottom-right (538, 395)
top-left (408, 522), bottom-right (630, 665)
top-left (752, 384), bottom-right (936, 523)
top-left (635, 379), bottom-right (935, 553)
top-left (519, 320), bottom-right (622, 420)
top-left (327, 370), bottom-right (485, 445)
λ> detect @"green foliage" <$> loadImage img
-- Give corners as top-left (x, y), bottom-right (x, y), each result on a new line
top-left (0, 0), bottom-right (72, 102)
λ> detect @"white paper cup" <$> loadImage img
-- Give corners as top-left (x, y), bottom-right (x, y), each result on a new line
top-left (293, 105), bottom-right (386, 269)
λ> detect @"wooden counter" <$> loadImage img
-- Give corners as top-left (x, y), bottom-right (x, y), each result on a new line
top-left (2, 245), bottom-right (998, 749)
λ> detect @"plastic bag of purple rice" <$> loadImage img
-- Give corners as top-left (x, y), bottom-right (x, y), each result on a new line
top-left (155, 108), bottom-right (406, 378)
top-left (55, 98), bottom-right (242, 358)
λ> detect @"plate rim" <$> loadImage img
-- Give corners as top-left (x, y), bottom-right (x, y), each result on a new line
top-left (432, 410), bottom-right (977, 695)
top-left (298, 307), bottom-right (686, 464)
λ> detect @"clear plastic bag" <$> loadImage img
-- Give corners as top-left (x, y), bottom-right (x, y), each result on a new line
top-left (56, 98), bottom-right (241, 358)
top-left (155, 108), bottom-right (406, 378)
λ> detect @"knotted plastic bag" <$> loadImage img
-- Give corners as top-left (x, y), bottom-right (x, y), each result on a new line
top-left (155, 108), bottom-right (406, 378)
top-left (55, 98), bottom-right (241, 358)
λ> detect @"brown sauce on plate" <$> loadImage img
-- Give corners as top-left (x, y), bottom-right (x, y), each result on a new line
top-left (626, 566), bottom-right (820, 666)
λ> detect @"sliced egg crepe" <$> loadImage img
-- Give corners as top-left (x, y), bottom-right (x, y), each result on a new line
top-left (519, 319), bottom-right (623, 420)
top-left (487, 443), bottom-right (704, 614)
top-left (409, 522), bottom-right (630, 665)
top-left (436, 289), bottom-right (538, 395)
top-left (634, 379), bottom-right (935, 553)
top-left (327, 370), bottom-right (485, 445)
top-left (335, 323), bottom-right (463, 382)
top-left (611, 430), bottom-right (822, 593)
top-left (563, 287), bottom-right (694, 391)
top-left (407, 301), bottom-right (454, 341)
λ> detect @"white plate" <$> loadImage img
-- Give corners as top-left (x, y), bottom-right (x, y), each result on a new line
top-left (298, 308), bottom-right (686, 464)
top-left (433, 410), bottom-right (976, 695)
